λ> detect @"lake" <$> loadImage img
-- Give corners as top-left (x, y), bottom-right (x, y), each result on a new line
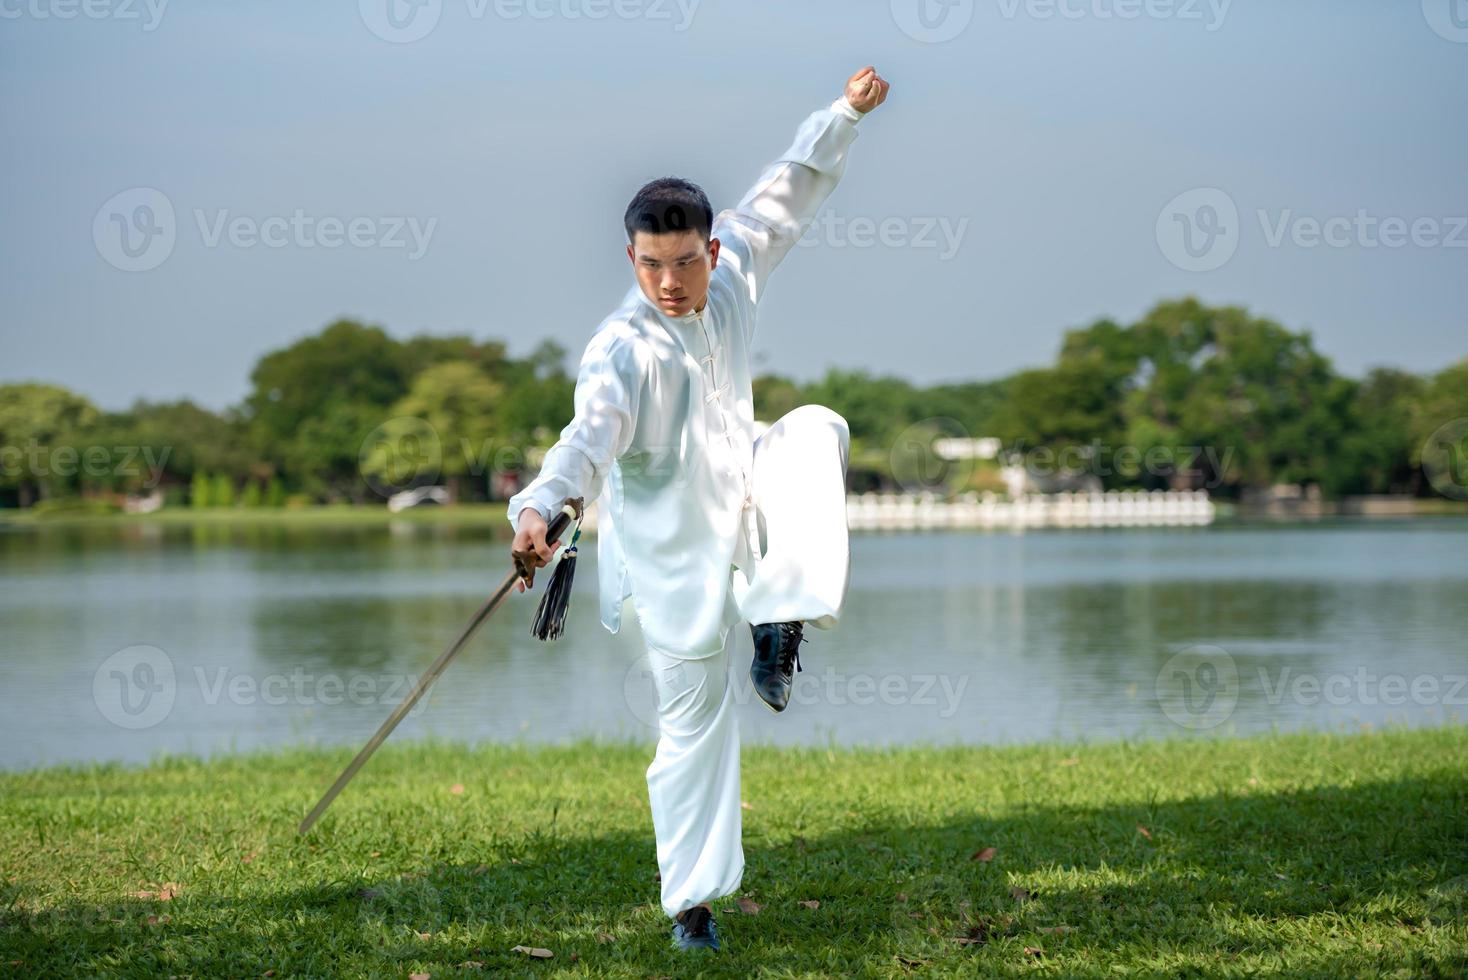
top-left (2, 518), bottom-right (1465, 769)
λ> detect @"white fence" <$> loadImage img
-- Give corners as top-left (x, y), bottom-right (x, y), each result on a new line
top-left (846, 490), bottom-right (1215, 530)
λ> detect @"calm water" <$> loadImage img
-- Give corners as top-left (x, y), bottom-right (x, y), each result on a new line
top-left (1, 519), bottom-right (1465, 769)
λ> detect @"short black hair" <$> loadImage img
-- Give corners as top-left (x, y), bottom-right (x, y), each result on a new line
top-left (624, 177), bottom-right (713, 244)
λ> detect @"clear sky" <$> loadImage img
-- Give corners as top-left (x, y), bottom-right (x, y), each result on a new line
top-left (2, 0), bottom-right (1464, 410)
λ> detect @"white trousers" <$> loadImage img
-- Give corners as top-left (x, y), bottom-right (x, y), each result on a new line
top-left (644, 404), bottom-right (851, 918)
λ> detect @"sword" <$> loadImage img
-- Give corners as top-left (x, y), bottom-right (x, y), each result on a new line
top-left (297, 496), bottom-right (583, 835)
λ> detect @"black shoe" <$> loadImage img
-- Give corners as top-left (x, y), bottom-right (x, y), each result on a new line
top-left (671, 905), bottom-right (720, 951)
top-left (750, 621), bottom-right (806, 713)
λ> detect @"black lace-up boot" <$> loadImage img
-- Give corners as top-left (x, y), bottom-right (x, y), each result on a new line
top-left (750, 621), bottom-right (806, 713)
top-left (671, 905), bottom-right (720, 951)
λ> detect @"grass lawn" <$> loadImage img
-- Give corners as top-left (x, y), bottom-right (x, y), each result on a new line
top-left (3, 728), bottom-right (1466, 977)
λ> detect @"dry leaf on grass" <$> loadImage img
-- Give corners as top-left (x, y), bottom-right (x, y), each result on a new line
top-left (1010, 886), bottom-right (1031, 901)
top-left (510, 946), bottom-right (553, 959)
top-left (449, 783), bottom-right (465, 795)
top-left (1024, 945), bottom-right (1045, 956)
top-left (799, 900), bottom-right (820, 910)
top-left (1037, 925), bottom-right (1073, 935)
top-left (132, 883), bottom-right (181, 901)
top-left (416, 931), bottom-right (432, 940)
top-left (410, 973), bottom-right (430, 979)
top-left (1137, 824), bottom-right (1153, 840)
top-left (1058, 757), bottom-right (1080, 766)
top-left (737, 897), bottom-right (762, 915)
top-left (596, 932), bottom-right (615, 944)
top-left (458, 962), bottom-right (484, 969)
top-left (740, 801), bottom-right (753, 810)
top-left (971, 846), bottom-right (997, 862)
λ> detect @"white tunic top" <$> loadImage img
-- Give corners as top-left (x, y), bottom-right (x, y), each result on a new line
top-left (508, 96), bottom-right (865, 657)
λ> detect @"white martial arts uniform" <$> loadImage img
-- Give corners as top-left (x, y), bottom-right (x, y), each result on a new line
top-left (507, 94), bottom-right (865, 917)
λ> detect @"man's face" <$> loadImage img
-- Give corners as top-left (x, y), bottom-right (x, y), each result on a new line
top-left (627, 229), bottom-right (720, 318)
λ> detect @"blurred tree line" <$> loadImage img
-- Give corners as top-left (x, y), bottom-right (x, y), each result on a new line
top-left (1, 299), bottom-right (1464, 510)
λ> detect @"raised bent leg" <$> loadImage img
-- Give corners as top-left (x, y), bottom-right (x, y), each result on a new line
top-left (736, 404), bottom-right (851, 629)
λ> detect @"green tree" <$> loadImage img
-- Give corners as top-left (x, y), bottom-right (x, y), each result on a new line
top-left (364, 362), bottom-right (505, 502)
top-left (212, 473), bottom-right (235, 507)
top-left (191, 471), bottom-right (212, 508)
top-left (0, 383), bottom-right (101, 506)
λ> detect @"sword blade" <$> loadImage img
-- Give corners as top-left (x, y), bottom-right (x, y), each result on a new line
top-left (297, 502), bottom-right (577, 835)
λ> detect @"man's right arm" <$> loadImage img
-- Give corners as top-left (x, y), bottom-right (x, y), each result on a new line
top-left (507, 332), bottom-right (640, 586)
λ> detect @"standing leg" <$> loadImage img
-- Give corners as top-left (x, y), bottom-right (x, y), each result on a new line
top-left (644, 629), bottom-right (745, 920)
top-left (736, 404), bottom-right (851, 630)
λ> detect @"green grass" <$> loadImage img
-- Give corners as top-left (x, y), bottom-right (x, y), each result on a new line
top-left (3, 729), bottom-right (1466, 977)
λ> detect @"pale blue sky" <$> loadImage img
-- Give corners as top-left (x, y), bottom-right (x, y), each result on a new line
top-left (2, 0), bottom-right (1465, 410)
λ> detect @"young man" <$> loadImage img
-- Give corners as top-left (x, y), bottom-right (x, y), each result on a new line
top-left (508, 66), bottom-right (889, 952)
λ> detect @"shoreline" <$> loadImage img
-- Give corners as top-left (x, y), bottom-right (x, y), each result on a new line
top-left (4, 497), bottom-right (1467, 531)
